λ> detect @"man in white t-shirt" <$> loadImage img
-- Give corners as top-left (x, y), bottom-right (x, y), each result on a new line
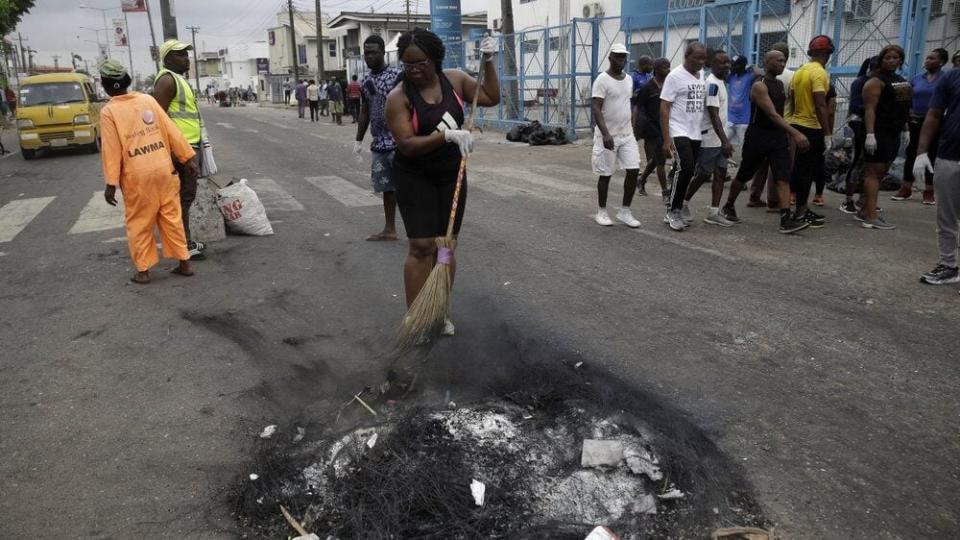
top-left (683, 50), bottom-right (735, 227)
top-left (660, 42), bottom-right (708, 231)
top-left (591, 43), bottom-right (642, 227)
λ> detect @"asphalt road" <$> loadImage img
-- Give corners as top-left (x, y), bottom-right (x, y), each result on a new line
top-left (1, 102), bottom-right (958, 539)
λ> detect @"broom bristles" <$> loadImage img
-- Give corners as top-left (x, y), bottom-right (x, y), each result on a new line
top-left (393, 238), bottom-right (455, 350)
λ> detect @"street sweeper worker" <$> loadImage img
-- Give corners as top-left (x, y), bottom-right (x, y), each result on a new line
top-left (385, 28), bottom-right (499, 335)
top-left (98, 59), bottom-right (200, 284)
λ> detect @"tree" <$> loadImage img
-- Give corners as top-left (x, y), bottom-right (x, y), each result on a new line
top-left (0, 0), bottom-right (36, 36)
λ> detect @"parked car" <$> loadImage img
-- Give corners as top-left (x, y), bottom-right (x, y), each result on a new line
top-left (15, 73), bottom-right (103, 160)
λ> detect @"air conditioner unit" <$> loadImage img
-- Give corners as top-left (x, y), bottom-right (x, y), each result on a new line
top-left (842, 0), bottom-right (873, 20)
top-left (583, 2), bottom-right (605, 18)
top-left (492, 18), bottom-right (502, 30)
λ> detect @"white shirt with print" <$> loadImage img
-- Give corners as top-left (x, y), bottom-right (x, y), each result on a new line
top-left (701, 73), bottom-right (729, 148)
top-left (661, 65), bottom-right (707, 140)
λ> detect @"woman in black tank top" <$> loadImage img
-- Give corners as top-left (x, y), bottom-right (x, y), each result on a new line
top-left (861, 45), bottom-right (911, 228)
top-left (385, 28), bottom-right (500, 311)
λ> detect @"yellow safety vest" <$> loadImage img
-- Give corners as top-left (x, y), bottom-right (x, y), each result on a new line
top-left (156, 68), bottom-right (202, 144)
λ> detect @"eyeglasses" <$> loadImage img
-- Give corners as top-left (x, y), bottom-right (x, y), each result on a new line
top-left (402, 59), bottom-right (431, 71)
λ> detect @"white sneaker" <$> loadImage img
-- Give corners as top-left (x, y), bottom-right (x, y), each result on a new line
top-left (704, 211), bottom-right (734, 227)
top-left (680, 203), bottom-right (693, 224)
top-left (616, 208), bottom-right (640, 228)
top-left (440, 318), bottom-right (456, 336)
top-left (664, 210), bottom-right (685, 231)
top-left (595, 208), bottom-right (614, 226)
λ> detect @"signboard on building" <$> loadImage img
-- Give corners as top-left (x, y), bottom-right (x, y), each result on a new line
top-left (429, 0), bottom-right (463, 69)
top-left (121, 0), bottom-right (147, 12)
top-left (256, 58), bottom-right (270, 74)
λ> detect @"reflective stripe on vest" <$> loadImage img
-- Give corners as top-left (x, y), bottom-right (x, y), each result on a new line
top-left (157, 68), bottom-right (202, 143)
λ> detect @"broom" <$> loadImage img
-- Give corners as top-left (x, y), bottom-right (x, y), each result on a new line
top-left (394, 63), bottom-right (486, 350)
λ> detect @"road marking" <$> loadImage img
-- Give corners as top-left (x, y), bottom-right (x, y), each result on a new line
top-left (103, 236), bottom-right (128, 244)
top-left (264, 136), bottom-right (283, 144)
top-left (247, 178), bottom-right (305, 212)
top-left (486, 167), bottom-right (592, 192)
top-left (267, 121), bottom-right (293, 130)
top-left (243, 128), bottom-right (259, 133)
top-left (0, 196), bottom-right (56, 242)
top-left (1, 150), bottom-right (20, 160)
top-left (69, 191), bottom-right (124, 235)
top-left (215, 122), bottom-right (234, 129)
top-left (305, 176), bottom-right (380, 207)
top-left (635, 227), bottom-right (739, 262)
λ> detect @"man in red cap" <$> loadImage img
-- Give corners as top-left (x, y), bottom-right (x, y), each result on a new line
top-left (786, 35), bottom-right (834, 229)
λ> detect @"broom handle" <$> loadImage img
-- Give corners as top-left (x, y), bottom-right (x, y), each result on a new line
top-left (443, 54), bottom-right (487, 241)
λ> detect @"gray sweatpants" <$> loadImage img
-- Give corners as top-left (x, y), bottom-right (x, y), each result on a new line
top-left (933, 158), bottom-right (960, 267)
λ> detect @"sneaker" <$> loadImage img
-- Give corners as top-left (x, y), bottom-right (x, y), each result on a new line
top-left (853, 210), bottom-right (866, 222)
top-left (664, 210), bottom-right (685, 231)
top-left (721, 205), bottom-right (741, 223)
top-left (862, 216), bottom-right (896, 230)
top-left (802, 210), bottom-right (825, 228)
top-left (920, 264), bottom-right (960, 285)
top-left (779, 214), bottom-right (811, 234)
top-left (680, 203), bottom-right (693, 224)
top-left (188, 240), bottom-right (206, 251)
top-left (839, 200), bottom-right (857, 214)
top-left (890, 185), bottom-right (913, 200)
top-left (616, 208), bottom-right (641, 228)
top-left (440, 318), bottom-right (456, 336)
top-left (595, 208), bottom-right (614, 226)
top-left (188, 242), bottom-right (206, 260)
top-left (704, 211), bottom-right (734, 227)
top-left (746, 199), bottom-right (766, 208)
top-left (812, 194), bottom-right (826, 206)
top-left (922, 190), bottom-right (935, 205)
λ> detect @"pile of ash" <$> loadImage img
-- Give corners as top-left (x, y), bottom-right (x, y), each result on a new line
top-left (236, 394), bottom-right (761, 538)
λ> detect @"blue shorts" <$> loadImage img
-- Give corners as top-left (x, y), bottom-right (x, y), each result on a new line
top-left (371, 150), bottom-right (396, 193)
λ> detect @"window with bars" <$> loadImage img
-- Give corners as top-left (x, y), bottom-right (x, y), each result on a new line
top-left (522, 39), bottom-right (540, 54)
top-left (298, 44), bottom-right (307, 65)
top-left (328, 42), bottom-right (336, 57)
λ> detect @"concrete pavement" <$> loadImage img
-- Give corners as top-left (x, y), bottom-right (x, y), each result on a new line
top-left (0, 103), bottom-right (957, 538)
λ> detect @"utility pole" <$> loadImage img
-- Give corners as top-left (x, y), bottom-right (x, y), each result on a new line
top-left (405, 0), bottom-right (411, 30)
top-left (288, 0), bottom-right (299, 83)
top-left (315, 0), bottom-right (326, 80)
top-left (145, 0), bottom-right (160, 71)
top-left (18, 33), bottom-right (26, 73)
top-left (187, 26), bottom-right (201, 93)
top-left (160, 0), bottom-right (178, 40)
top-left (123, 11), bottom-right (135, 77)
top-left (52, 55), bottom-right (60, 70)
top-left (500, 0), bottom-right (518, 119)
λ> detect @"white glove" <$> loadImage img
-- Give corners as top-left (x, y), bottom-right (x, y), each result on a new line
top-left (913, 153), bottom-right (933, 181)
top-left (823, 134), bottom-right (833, 156)
top-left (901, 130), bottom-right (910, 149)
top-left (480, 36), bottom-right (497, 59)
top-left (864, 133), bottom-right (877, 155)
top-left (444, 129), bottom-right (474, 157)
top-left (353, 140), bottom-right (364, 163)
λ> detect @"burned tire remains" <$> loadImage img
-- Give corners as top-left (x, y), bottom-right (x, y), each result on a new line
top-left (236, 360), bottom-right (766, 539)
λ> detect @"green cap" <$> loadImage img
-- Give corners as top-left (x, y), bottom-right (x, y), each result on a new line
top-left (159, 39), bottom-right (192, 61)
top-left (99, 59), bottom-right (128, 78)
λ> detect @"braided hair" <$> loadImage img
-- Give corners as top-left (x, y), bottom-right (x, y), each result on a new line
top-left (398, 28), bottom-right (445, 74)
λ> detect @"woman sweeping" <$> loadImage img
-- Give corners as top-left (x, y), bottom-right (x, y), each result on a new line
top-left (386, 28), bottom-right (499, 337)
top-left (98, 59), bottom-right (200, 283)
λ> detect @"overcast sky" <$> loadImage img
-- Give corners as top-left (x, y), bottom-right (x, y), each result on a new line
top-left (14, 0), bottom-right (486, 78)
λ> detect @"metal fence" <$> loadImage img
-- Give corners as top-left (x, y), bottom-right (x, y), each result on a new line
top-left (340, 0), bottom-right (954, 136)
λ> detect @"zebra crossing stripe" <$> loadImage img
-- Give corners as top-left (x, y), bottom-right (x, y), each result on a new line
top-left (247, 178), bottom-right (305, 212)
top-left (486, 167), bottom-right (592, 192)
top-left (0, 196), bottom-right (55, 242)
top-left (304, 176), bottom-right (380, 207)
top-left (69, 191), bottom-right (124, 235)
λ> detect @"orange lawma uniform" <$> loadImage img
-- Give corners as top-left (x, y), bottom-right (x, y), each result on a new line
top-left (99, 92), bottom-right (196, 272)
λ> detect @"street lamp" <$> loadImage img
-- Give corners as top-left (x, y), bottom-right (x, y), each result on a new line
top-left (80, 3), bottom-right (138, 76)
top-left (78, 4), bottom-right (113, 59)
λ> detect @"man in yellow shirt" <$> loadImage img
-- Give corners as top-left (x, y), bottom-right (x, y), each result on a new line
top-left (788, 35), bottom-right (834, 228)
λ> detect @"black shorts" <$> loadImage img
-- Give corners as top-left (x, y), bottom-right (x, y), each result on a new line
top-left (865, 129), bottom-right (901, 164)
top-left (641, 131), bottom-right (666, 165)
top-left (394, 165), bottom-right (467, 239)
top-left (735, 127), bottom-right (790, 183)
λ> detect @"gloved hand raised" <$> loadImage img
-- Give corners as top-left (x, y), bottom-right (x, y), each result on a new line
top-left (480, 36), bottom-right (498, 60)
top-left (444, 129), bottom-right (474, 157)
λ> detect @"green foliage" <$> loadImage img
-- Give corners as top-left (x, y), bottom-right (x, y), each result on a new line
top-left (0, 0), bottom-right (36, 36)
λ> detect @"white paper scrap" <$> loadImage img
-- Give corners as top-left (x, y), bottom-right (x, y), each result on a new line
top-left (470, 479), bottom-right (486, 506)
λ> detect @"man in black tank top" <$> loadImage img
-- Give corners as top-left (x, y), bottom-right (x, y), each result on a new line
top-left (721, 50), bottom-right (812, 234)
